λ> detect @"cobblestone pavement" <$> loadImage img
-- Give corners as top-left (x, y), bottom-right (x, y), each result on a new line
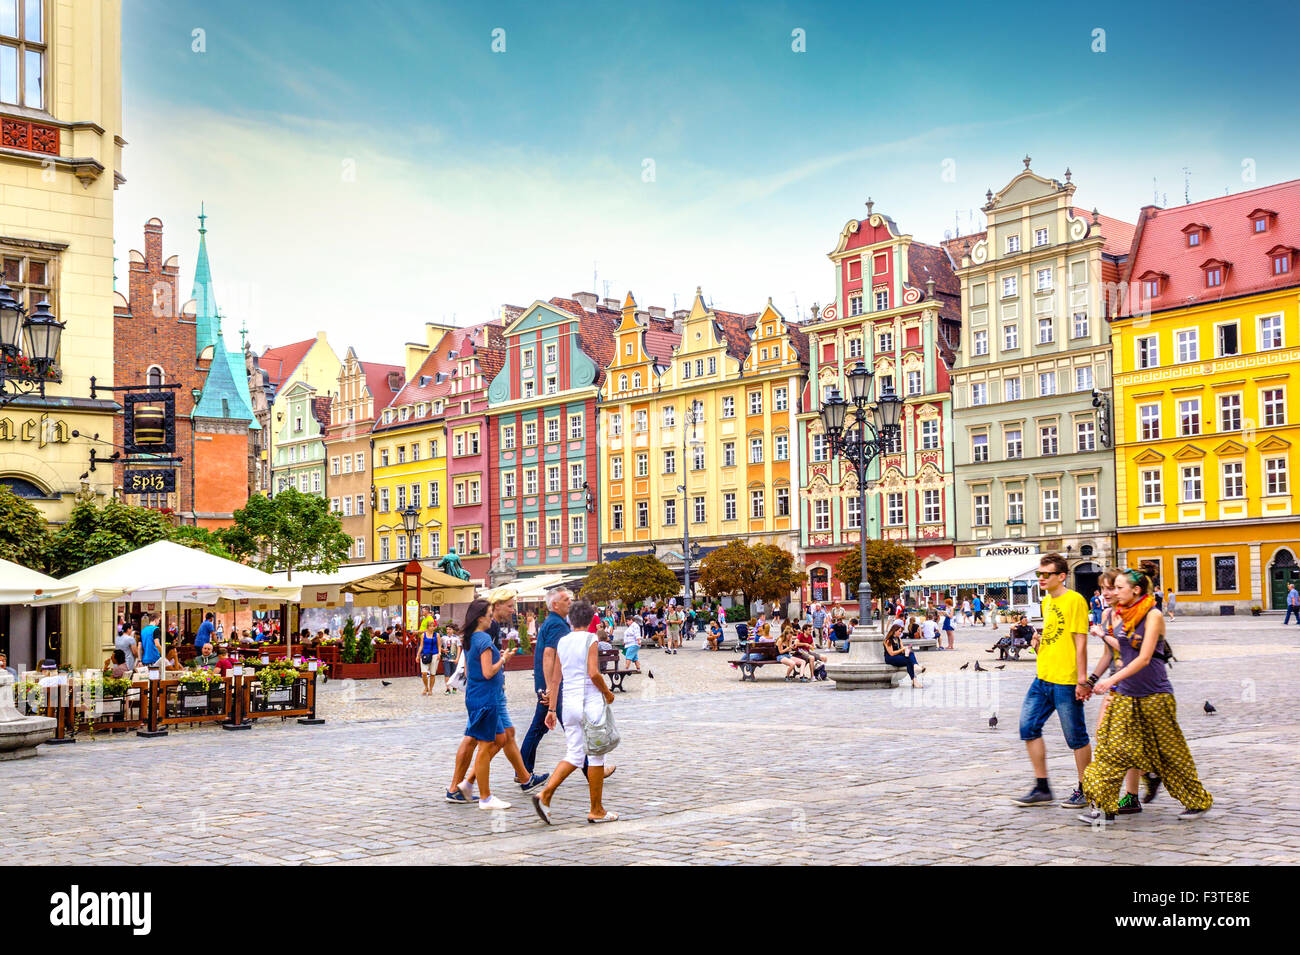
top-left (5, 616), bottom-right (1299, 865)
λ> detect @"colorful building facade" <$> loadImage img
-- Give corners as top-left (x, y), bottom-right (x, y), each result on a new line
top-left (270, 383), bottom-right (329, 499)
top-left (798, 206), bottom-right (961, 604)
top-left (950, 163), bottom-right (1132, 597)
top-left (258, 332), bottom-right (339, 495)
top-left (487, 295), bottom-right (611, 582)
top-left (1114, 179), bottom-right (1300, 612)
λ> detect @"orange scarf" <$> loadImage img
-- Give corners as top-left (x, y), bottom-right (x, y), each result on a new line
top-left (1117, 594), bottom-right (1156, 645)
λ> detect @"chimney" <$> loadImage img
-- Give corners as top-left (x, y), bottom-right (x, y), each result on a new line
top-left (143, 217), bottom-right (164, 270)
top-left (648, 306), bottom-right (666, 320)
top-left (672, 309), bottom-right (689, 322)
top-left (672, 317), bottom-right (684, 335)
top-left (387, 371), bottom-right (405, 392)
top-left (634, 309), bottom-right (651, 327)
top-left (572, 291), bottom-right (598, 310)
top-left (603, 297), bottom-right (620, 311)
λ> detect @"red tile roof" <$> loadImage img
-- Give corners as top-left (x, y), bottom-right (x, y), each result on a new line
top-left (361, 361), bottom-right (404, 408)
top-left (260, 338), bottom-right (315, 387)
top-left (711, 308), bottom-right (758, 360)
top-left (941, 233), bottom-right (985, 268)
top-left (547, 297), bottom-right (624, 385)
top-left (907, 241), bottom-right (962, 327)
top-left (1120, 179), bottom-right (1300, 317)
top-left (1071, 207), bottom-right (1136, 258)
top-left (643, 316), bottom-right (680, 366)
top-left (310, 396), bottom-right (332, 430)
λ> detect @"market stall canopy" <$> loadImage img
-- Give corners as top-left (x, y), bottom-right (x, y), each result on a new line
top-left (0, 558), bottom-right (78, 605)
top-left (58, 540), bottom-right (302, 604)
top-left (903, 554), bottom-right (1042, 589)
top-left (261, 560), bottom-right (477, 607)
top-left (508, 573), bottom-right (571, 601)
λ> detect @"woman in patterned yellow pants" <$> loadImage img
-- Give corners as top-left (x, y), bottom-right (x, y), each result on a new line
top-left (1080, 570), bottom-right (1212, 823)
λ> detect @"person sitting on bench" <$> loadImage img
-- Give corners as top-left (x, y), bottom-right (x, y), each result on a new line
top-left (775, 626), bottom-right (810, 681)
top-left (883, 622), bottom-right (923, 688)
top-left (706, 618), bottom-right (723, 651)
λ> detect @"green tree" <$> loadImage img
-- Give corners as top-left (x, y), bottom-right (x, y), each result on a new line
top-left (0, 484), bottom-right (50, 569)
top-left (696, 541), bottom-right (800, 609)
top-left (222, 489), bottom-right (350, 578)
top-left (44, 497), bottom-right (179, 576)
top-left (834, 540), bottom-right (922, 612)
top-left (170, 524), bottom-right (234, 559)
top-left (581, 554), bottom-right (680, 609)
top-left (749, 544), bottom-right (804, 606)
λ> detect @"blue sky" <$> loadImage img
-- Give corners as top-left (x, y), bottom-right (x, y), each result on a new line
top-left (115, 0), bottom-right (1300, 365)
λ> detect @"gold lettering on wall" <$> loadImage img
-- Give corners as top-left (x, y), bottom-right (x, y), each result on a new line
top-left (0, 415), bottom-right (73, 446)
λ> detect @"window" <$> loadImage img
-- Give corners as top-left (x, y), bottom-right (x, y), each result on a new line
top-left (1007, 234), bottom-right (1021, 253)
top-left (356, 452), bottom-right (365, 472)
top-left (1038, 372), bottom-right (1056, 397)
top-left (1035, 267), bottom-right (1053, 292)
top-left (749, 437), bottom-right (763, 463)
top-left (874, 289), bottom-right (889, 310)
top-left (611, 505), bottom-right (623, 532)
top-left (906, 370), bottom-right (923, 395)
top-left (1037, 317), bottom-right (1054, 344)
top-left (849, 294), bottom-right (863, 316)
top-left (1217, 323), bottom-right (1239, 357)
top-left (922, 489), bottom-right (941, 524)
top-left (1002, 275), bottom-right (1017, 297)
top-left (1219, 394), bottom-right (1243, 432)
top-left (503, 521), bottom-right (517, 550)
top-left (544, 343), bottom-right (557, 365)
top-left (454, 480), bottom-right (466, 506)
top-left (1176, 557), bottom-right (1198, 593)
top-left (1188, 230), bottom-right (1201, 248)
top-left (330, 457), bottom-right (340, 476)
top-left (1260, 314), bottom-right (1284, 350)
top-left (1214, 556), bottom-right (1237, 592)
top-left (973, 330), bottom-right (989, 355)
top-left (522, 348), bottom-right (535, 369)
top-left (974, 493), bottom-right (990, 526)
top-left (355, 537), bottom-right (365, 559)
top-left (632, 373), bottom-right (642, 389)
top-left (1006, 491), bottom-right (1024, 524)
top-left (1005, 429), bottom-right (1023, 459)
top-left (620, 373), bottom-right (630, 390)
top-left (1040, 424), bottom-right (1059, 456)
top-left (1079, 484), bottom-right (1098, 520)
top-left (1178, 398), bottom-right (1201, 436)
top-left (1222, 461), bottom-right (1244, 499)
top-left (1136, 336), bottom-right (1159, 369)
top-left (525, 519), bottom-right (539, 547)
top-left (847, 337), bottom-right (863, 358)
top-left (410, 483), bottom-right (421, 508)
top-left (972, 433), bottom-right (989, 462)
top-left (1041, 488), bottom-right (1060, 522)
top-left (1141, 469), bottom-right (1162, 505)
top-left (920, 419), bottom-right (939, 450)
top-left (661, 406), bottom-right (676, 429)
top-left (1034, 228), bottom-right (1048, 247)
top-left (723, 492), bottom-right (737, 522)
top-left (524, 468), bottom-right (538, 495)
top-left (692, 445), bottom-right (705, 471)
top-left (776, 487), bottom-right (790, 517)
top-left (1004, 377), bottom-right (1022, 402)
top-left (693, 496), bottom-right (706, 523)
top-left (396, 445), bottom-right (406, 464)
top-left (379, 487), bottom-right (390, 512)
top-left (546, 465), bottom-right (560, 493)
top-left (663, 448), bottom-right (677, 476)
top-left (1263, 388), bottom-right (1286, 427)
top-left (341, 455), bottom-right (352, 475)
top-left (664, 497), bottom-right (677, 526)
top-left (522, 380), bottom-right (535, 399)
top-left (708, 357), bottom-right (717, 375)
top-left (1176, 329), bottom-right (1199, 363)
top-left (396, 534), bottom-right (407, 561)
top-left (774, 386), bottom-right (788, 412)
top-left (568, 462), bottom-right (584, 490)
top-left (611, 457), bottom-right (623, 480)
top-left (1074, 366), bottom-right (1093, 392)
top-left (1076, 419), bottom-right (1096, 452)
top-left (1139, 404), bottom-right (1161, 440)
top-left (722, 396), bottom-right (735, 418)
top-left (1181, 465), bottom-right (1203, 502)
top-left (775, 434), bottom-right (789, 460)
top-left (1205, 267), bottom-right (1222, 287)
top-left (330, 496), bottom-right (340, 513)
top-left (970, 383), bottom-right (988, 407)
top-left (524, 421), bottom-right (537, 445)
top-left (454, 433), bottom-right (465, 457)
top-left (886, 492), bottom-right (904, 526)
top-left (635, 452), bottom-right (648, 477)
top-left (878, 331), bottom-right (894, 353)
top-left (1274, 252), bottom-right (1292, 276)
top-left (846, 495), bottom-right (861, 529)
top-left (568, 414), bottom-right (583, 440)
top-left (380, 536), bottom-right (390, 561)
top-left (1265, 456), bottom-right (1289, 495)
top-left (0, 1), bottom-right (45, 108)
top-left (750, 490), bottom-right (765, 519)
top-left (634, 410), bottom-right (647, 433)
top-left (1072, 313), bottom-right (1089, 339)
top-left (430, 481), bottom-right (439, 507)
top-left (1002, 324), bottom-right (1019, 350)
top-left (748, 392), bottom-right (763, 416)
top-left (811, 434), bottom-right (827, 463)
top-left (720, 441), bottom-right (735, 468)
top-left (502, 472), bottom-right (516, 498)
top-left (695, 359), bottom-right (704, 378)
top-left (569, 515), bottom-right (585, 545)
top-left (813, 498), bottom-right (830, 531)
top-left (547, 517), bottom-right (562, 546)
top-left (356, 494), bottom-right (365, 516)
top-left (546, 418), bottom-right (560, 443)
top-left (879, 375), bottom-right (895, 396)
top-left (608, 413), bottom-right (622, 438)
top-left (1144, 279), bottom-right (1160, 300)
top-left (312, 472), bottom-right (321, 494)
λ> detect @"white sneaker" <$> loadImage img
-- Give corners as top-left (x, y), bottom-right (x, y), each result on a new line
top-left (478, 795), bottom-right (512, 810)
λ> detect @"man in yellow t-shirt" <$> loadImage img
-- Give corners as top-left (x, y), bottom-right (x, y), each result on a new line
top-left (1012, 553), bottom-right (1093, 809)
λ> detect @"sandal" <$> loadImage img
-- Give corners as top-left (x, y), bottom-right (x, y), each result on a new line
top-left (587, 812), bottom-right (619, 824)
top-left (532, 795), bottom-right (552, 825)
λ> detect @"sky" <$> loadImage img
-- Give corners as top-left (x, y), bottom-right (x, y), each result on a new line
top-left (115, 0), bottom-right (1300, 366)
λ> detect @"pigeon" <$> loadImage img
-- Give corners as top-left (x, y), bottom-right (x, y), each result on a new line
top-left (381, 680), bottom-right (392, 687)
top-left (1203, 700), bottom-right (1216, 715)
top-left (959, 662), bottom-right (970, 671)
top-left (974, 661), bottom-right (987, 672)
top-left (647, 670), bottom-right (654, 679)
top-left (988, 714), bottom-right (998, 728)
top-left (995, 664), bottom-right (1006, 670)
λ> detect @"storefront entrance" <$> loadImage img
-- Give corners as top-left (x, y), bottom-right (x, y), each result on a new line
top-left (1270, 549), bottom-right (1299, 610)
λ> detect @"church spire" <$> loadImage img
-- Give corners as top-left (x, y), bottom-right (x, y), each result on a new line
top-left (192, 202), bottom-right (219, 357)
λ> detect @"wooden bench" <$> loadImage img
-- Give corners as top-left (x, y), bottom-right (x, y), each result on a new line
top-left (730, 640), bottom-right (787, 682)
top-left (901, 637), bottom-right (939, 651)
top-left (597, 647), bottom-right (641, 693)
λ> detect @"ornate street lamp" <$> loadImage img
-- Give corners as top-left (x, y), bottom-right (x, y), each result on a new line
top-left (0, 284), bottom-right (65, 407)
top-left (818, 361), bottom-right (905, 690)
top-left (399, 504), bottom-right (422, 631)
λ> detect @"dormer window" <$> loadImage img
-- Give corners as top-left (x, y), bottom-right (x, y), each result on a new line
top-left (1137, 270), bottom-right (1167, 301)
top-left (1182, 223), bottom-right (1209, 247)
top-left (1248, 209), bottom-right (1276, 234)
top-left (1268, 245), bottom-right (1295, 276)
top-left (1201, 258), bottom-right (1229, 288)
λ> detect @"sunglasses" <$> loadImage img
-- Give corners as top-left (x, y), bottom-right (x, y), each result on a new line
top-left (1035, 570), bottom-right (1064, 578)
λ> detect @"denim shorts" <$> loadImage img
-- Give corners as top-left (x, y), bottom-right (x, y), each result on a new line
top-left (496, 684), bottom-right (513, 731)
top-left (1019, 677), bottom-right (1089, 750)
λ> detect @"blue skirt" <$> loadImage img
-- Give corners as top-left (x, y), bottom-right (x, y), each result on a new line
top-left (465, 704), bottom-right (504, 741)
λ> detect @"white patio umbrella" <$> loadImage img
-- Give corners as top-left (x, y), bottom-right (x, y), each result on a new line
top-left (58, 541), bottom-right (302, 669)
top-left (0, 557), bottom-right (77, 605)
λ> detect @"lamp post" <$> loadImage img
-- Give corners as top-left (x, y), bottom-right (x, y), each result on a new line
top-left (678, 399), bottom-right (702, 605)
top-left (819, 362), bottom-right (905, 690)
top-left (399, 504), bottom-right (422, 631)
top-left (0, 283), bottom-right (64, 407)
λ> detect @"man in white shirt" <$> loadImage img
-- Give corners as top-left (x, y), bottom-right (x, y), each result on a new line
top-left (921, 613), bottom-right (939, 644)
top-left (621, 616), bottom-right (642, 671)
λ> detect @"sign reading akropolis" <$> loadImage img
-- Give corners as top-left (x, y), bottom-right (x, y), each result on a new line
top-left (977, 543), bottom-right (1040, 557)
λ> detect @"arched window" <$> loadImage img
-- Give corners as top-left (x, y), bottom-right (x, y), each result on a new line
top-left (632, 372), bottom-right (641, 388)
top-left (147, 365), bottom-right (164, 387)
top-left (619, 374), bottom-right (628, 391)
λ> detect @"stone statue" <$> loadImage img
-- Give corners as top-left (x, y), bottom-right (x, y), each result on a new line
top-left (489, 549), bottom-right (517, 586)
top-left (437, 550), bottom-right (471, 582)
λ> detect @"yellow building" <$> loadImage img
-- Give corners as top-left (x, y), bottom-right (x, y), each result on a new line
top-left (1114, 181), bottom-right (1300, 612)
top-left (256, 331), bottom-right (340, 493)
top-left (600, 289), bottom-right (807, 579)
top-left (0, 1), bottom-right (122, 669)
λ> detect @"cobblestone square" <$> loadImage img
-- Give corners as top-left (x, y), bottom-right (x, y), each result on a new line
top-left (5, 617), bottom-right (1298, 865)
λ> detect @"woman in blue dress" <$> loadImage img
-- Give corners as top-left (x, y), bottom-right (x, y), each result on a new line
top-left (461, 598), bottom-right (517, 810)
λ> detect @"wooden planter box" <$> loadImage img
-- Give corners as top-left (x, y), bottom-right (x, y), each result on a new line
top-left (334, 662), bottom-right (382, 680)
top-left (504, 652), bottom-right (534, 672)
